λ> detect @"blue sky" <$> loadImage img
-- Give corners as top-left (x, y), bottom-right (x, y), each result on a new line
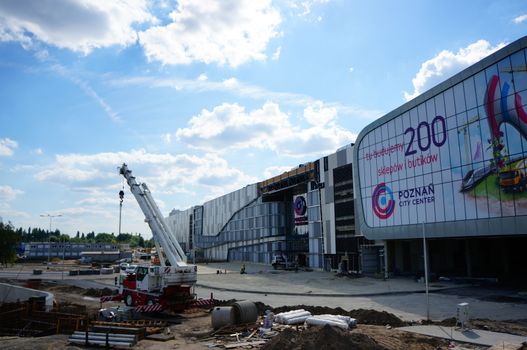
top-left (0, 0), bottom-right (526, 237)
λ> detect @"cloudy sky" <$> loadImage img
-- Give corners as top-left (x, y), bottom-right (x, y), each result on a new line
top-left (0, 0), bottom-right (525, 237)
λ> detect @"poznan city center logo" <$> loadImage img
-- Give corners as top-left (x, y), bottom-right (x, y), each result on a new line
top-left (372, 183), bottom-right (395, 219)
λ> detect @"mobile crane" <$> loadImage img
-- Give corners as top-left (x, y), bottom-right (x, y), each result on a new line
top-left (115, 163), bottom-right (197, 311)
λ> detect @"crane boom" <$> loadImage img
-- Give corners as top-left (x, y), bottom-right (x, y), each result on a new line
top-left (119, 163), bottom-right (188, 268)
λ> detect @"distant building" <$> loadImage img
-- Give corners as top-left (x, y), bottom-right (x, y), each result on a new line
top-left (24, 242), bottom-right (121, 260)
top-left (79, 251), bottom-right (120, 263)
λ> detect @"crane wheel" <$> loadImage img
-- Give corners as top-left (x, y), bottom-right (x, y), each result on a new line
top-left (124, 294), bottom-right (134, 306)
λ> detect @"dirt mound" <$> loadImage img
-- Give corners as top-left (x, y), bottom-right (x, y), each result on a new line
top-left (48, 284), bottom-right (85, 294)
top-left (348, 309), bottom-right (406, 327)
top-left (435, 317), bottom-right (456, 327)
top-left (255, 301), bottom-right (273, 315)
top-left (470, 319), bottom-right (527, 336)
top-left (262, 324), bottom-right (385, 350)
top-left (268, 305), bottom-right (406, 327)
top-left (84, 287), bottom-right (115, 297)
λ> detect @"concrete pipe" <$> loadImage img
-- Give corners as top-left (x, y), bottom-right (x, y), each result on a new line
top-left (232, 301), bottom-right (258, 324)
top-left (211, 306), bottom-right (235, 329)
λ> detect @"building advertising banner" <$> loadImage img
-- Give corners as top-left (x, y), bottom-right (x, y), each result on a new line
top-left (356, 43), bottom-right (527, 229)
top-left (293, 194), bottom-right (308, 227)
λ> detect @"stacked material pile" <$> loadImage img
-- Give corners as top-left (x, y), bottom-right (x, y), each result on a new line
top-left (274, 309), bottom-right (312, 325)
top-left (305, 314), bottom-right (357, 329)
top-left (274, 309), bottom-right (356, 329)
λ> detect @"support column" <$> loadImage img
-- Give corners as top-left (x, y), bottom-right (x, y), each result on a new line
top-left (465, 239), bottom-right (473, 278)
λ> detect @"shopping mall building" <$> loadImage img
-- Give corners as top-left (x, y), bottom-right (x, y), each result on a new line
top-left (167, 35), bottom-right (527, 282)
top-left (166, 143), bottom-right (363, 271)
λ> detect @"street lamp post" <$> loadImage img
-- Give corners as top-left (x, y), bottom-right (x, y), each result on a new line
top-left (40, 214), bottom-right (62, 263)
top-left (119, 190), bottom-right (124, 236)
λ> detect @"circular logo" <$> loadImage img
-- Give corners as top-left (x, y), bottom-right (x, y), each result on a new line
top-left (372, 183), bottom-right (395, 219)
top-left (293, 196), bottom-right (307, 216)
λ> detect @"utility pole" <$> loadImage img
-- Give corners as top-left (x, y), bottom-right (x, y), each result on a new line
top-left (40, 214), bottom-right (62, 263)
top-left (422, 222), bottom-right (430, 321)
top-left (62, 235), bottom-right (65, 280)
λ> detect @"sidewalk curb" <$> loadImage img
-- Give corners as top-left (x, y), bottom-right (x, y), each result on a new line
top-left (195, 283), bottom-right (460, 298)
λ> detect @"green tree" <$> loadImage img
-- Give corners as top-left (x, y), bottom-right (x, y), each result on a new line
top-left (137, 235), bottom-right (145, 248)
top-left (0, 222), bottom-right (21, 266)
top-left (116, 233), bottom-right (133, 242)
top-left (144, 238), bottom-right (155, 249)
top-left (95, 232), bottom-right (115, 243)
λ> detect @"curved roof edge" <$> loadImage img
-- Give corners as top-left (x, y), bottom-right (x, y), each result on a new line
top-left (352, 35), bottom-right (527, 240)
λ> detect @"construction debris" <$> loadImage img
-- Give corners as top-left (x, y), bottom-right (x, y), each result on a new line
top-left (0, 300), bottom-right (87, 337)
top-left (211, 301), bottom-right (258, 329)
top-left (274, 309), bottom-right (311, 325)
top-left (68, 331), bottom-right (137, 348)
top-left (305, 314), bottom-right (357, 329)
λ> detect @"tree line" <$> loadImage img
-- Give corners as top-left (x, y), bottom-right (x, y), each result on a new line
top-left (15, 225), bottom-right (152, 246)
top-left (0, 221), bottom-right (154, 266)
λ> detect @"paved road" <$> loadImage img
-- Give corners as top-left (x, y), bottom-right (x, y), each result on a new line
top-left (193, 262), bottom-right (527, 322)
top-left (2, 262), bottom-right (526, 322)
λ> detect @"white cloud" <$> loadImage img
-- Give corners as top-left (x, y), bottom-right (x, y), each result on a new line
top-left (275, 123), bottom-right (356, 157)
top-left (272, 46), bottom-right (281, 60)
top-left (34, 149), bottom-right (256, 198)
top-left (303, 100), bottom-right (337, 126)
top-left (138, 0), bottom-right (281, 67)
top-left (176, 101), bottom-right (356, 157)
top-left (0, 138), bottom-right (18, 156)
top-left (112, 75), bottom-right (382, 121)
top-left (176, 102), bottom-right (288, 151)
top-left (9, 164), bottom-right (36, 173)
top-left (162, 133), bottom-right (172, 144)
top-left (33, 148), bottom-right (43, 155)
top-left (513, 14), bottom-right (527, 24)
top-left (0, 0), bottom-right (155, 54)
top-left (0, 208), bottom-right (30, 220)
top-left (288, 0), bottom-right (329, 17)
top-left (0, 185), bottom-right (23, 201)
top-left (404, 40), bottom-right (506, 101)
top-left (263, 165), bottom-right (294, 179)
top-left (26, 148), bottom-right (260, 236)
top-left (197, 73), bottom-right (208, 81)
top-left (223, 78), bottom-right (239, 88)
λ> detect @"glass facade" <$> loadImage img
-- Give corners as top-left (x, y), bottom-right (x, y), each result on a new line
top-left (357, 45), bottom-right (527, 230)
top-left (193, 199), bottom-right (286, 263)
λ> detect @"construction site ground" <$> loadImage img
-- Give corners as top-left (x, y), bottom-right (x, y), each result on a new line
top-left (1, 261), bottom-right (527, 349)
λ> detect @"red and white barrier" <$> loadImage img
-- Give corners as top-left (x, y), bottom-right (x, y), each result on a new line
top-left (134, 304), bottom-right (164, 313)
